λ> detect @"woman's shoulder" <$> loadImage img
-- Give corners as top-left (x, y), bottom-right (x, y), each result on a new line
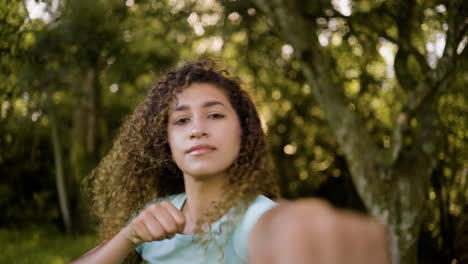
top-left (230, 195), bottom-right (278, 258)
top-left (242, 195), bottom-right (278, 227)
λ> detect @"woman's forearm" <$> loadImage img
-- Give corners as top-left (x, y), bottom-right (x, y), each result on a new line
top-left (69, 226), bottom-right (137, 264)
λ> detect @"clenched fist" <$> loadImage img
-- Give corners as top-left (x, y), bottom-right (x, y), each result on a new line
top-left (125, 201), bottom-right (186, 246)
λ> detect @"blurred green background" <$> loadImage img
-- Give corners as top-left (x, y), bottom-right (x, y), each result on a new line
top-left (1, 0), bottom-right (467, 263)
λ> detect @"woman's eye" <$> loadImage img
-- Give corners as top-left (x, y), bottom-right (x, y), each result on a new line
top-left (209, 113), bottom-right (225, 119)
top-left (174, 118), bottom-right (190, 125)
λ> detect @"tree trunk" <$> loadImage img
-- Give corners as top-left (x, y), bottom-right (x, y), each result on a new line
top-left (71, 66), bottom-right (100, 182)
top-left (85, 67), bottom-right (100, 160)
top-left (47, 94), bottom-right (72, 234)
top-left (69, 65), bottom-right (101, 231)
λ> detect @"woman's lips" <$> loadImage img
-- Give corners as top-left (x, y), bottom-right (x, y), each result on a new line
top-left (188, 148), bottom-right (215, 156)
top-left (186, 145), bottom-right (216, 156)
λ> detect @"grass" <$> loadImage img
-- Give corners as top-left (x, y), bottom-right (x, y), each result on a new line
top-left (0, 227), bottom-right (97, 264)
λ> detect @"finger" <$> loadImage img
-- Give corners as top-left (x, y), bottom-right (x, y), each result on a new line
top-left (133, 218), bottom-right (154, 243)
top-left (142, 215), bottom-right (167, 240)
top-left (137, 210), bottom-right (167, 241)
top-left (147, 204), bottom-right (178, 238)
top-left (160, 201), bottom-right (186, 233)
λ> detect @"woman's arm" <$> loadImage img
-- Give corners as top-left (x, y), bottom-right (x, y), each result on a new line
top-left (248, 199), bottom-right (389, 264)
top-left (69, 226), bottom-right (137, 264)
top-left (70, 201), bottom-right (186, 264)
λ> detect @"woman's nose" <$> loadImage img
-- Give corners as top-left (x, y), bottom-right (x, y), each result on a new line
top-left (189, 119), bottom-right (208, 139)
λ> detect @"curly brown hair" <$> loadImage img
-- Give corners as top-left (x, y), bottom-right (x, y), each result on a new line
top-left (86, 59), bottom-right (279, 262)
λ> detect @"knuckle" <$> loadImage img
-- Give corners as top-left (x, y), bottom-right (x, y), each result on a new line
top-left (154, 229), bottom-right (166, 240)
top-left (160, 201), bottom-right (172, 207)
top-left (132, 217), bottom-right (140, 225)
top-left (133, 217), bottom-right (144, 227)
top-left (175, 217), bottom-right (186, 231)
top-left (149, 203), bottom-right (160, 211)
top-left (136, 222), bottom-right (146, 233)
top-left (139, 209), bottom-right (150, 217)
top-left (139, 211), bottom-right (151, 220)
top-left (178, 215), bottom-right (186, 225)
top-left (166, 223), bottom-right (177, 234)
top-left (143, 233), bottom-right (153, 242)
top-left (147, 223), bottom-right (164, 239)
top-left (140, 209), bottom-right (148, 216)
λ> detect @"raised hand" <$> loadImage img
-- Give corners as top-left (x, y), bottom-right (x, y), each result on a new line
top-left (125, 201), bottom-right (186, 246)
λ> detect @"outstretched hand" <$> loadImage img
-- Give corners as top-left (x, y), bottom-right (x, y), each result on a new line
top-left (249, 199), bottom-right (389, 264)
top-left (125, 201), bottom-right (186, 247)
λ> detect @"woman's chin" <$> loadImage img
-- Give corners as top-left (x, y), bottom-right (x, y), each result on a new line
top-left (182, 168), bottom-right (228, 182)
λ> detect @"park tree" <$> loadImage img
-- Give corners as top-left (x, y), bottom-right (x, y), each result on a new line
top-left (2, 0), bottom-right (467, 263)
top-left (240, 0), bottom-right (468, 263)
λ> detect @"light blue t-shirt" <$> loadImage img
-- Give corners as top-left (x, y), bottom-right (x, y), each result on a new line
top-left (135, 193), bottom-right (277, 264)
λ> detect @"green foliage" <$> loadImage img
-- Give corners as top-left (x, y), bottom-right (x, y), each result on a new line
top-left (0, 227), bottom-right (96, 264)
top-left (0, 0), bottom-right (194, 231)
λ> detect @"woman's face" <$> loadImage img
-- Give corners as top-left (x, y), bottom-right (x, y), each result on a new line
top-left (167, 82), bottom-right (242, 180)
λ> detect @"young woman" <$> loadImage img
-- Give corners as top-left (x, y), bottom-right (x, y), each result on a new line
top-left (71, 59), bottom-right (389, 264)
top-left (72, 59), bottom-right (280, 264)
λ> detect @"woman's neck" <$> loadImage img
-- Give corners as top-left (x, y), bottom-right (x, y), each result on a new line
top-left (181, 173), bottom-right (226, 234)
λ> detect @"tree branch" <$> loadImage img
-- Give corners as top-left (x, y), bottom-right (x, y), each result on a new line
top-left (22, 0), bottom-right (32, 23)
top-left (386, 0), bottom-right (466, 164)
top-left (333, 10), bottom-right (431, 74)
top-left (389, 60), bottom-right (456, 164)
top-left (455, 24), bottom-right (467, 46)
top-left (455, 25), bottom-right (468, 63)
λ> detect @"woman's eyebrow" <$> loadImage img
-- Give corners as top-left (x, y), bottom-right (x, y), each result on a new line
top-left (203, 101), bottom-right (225, 108)
top-left (172, 101), bottom-right (226, 113)
top-left (173, 105), bottom-right (189, 112)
